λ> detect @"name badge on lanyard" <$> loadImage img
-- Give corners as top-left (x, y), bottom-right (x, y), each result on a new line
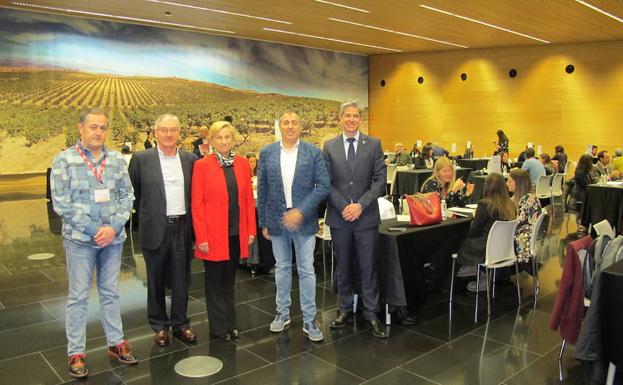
top-left (75, 145), bottom-right (110, 203)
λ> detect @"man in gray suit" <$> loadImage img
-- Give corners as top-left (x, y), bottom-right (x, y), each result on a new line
top-left (128, 114), bottom-right (197, 347)
top-left (322, 101), bottom-right (388, 338)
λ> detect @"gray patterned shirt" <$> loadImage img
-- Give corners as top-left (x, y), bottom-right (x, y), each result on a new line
top-left (51, 141), bottom-right (135, 246)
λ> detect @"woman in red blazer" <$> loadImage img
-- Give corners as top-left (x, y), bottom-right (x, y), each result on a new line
top-left (191, 121), bottom-right (256, 339)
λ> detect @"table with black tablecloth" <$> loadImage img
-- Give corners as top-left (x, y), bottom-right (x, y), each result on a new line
top-left (601, 259), bottom-right (623, 368)
top-left (375, 217), bottom-right (472, 310)
top-left (392, 167), bottom-right (473, 196)
top-left (581, 183), bottom-right (623, 234)
top-left (457, 158), bottom-right (489, 171)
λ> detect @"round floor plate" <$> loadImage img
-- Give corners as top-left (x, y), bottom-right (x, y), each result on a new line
top-left (174, 356), bottom-right (223, 378)
top-left (27, 253), bottom-right (55, 261)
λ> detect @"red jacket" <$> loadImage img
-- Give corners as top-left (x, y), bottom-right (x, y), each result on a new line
top-left (549, 235), bottom-right (592, 344)
top-left (191, 154), bottom-right (256, 261)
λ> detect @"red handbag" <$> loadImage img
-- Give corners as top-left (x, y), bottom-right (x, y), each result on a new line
top-left (406, 193), bottom-right (442, 226)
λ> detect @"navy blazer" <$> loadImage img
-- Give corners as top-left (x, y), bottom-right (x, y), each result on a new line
top-left (128, 147), bottom-right (196, 251)
top-left (322, 133), bottom-right (386, 229)
top-left (257, 140), bottom-right (331, 236)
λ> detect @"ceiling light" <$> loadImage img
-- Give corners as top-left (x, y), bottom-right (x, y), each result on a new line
top-left (419, 4), bottom-right (550, 44)
top-left (313, 0), bottom-right (370, 13)
top-left (329, 17), bottom-right (467, 48)
top-left (10, 2), bottom-right (235, 33)
top-left (575, 0), bottom-right (623, 23)
top-left (146, 0), bottom-right (292, 24)
top-left (262, 28), bottom-right (401, 52)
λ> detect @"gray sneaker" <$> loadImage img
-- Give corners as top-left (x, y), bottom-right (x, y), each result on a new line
top-left (269, 314), bottom-right (291, 333)
top-left (303, 320), bottom-right (324, 342)
top-left (457, 265), bottom-right (478, 278)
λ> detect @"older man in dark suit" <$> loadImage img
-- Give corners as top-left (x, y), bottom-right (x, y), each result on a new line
top-left (129, 114), bottom-right (197, 346)
top-left (322, 101), bottom-right (387, 338)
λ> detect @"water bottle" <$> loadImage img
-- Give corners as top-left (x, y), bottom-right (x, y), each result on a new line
top-left (441, 199), bottom-right (447, 220)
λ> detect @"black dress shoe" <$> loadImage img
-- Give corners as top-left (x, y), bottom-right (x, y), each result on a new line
top-left (173, 327), bottom-right (197, 344)
top-left (228, 329), bottom-right (240, 339)
top-left (399, 316), bottom-right (416, 326)
top-left (330, 311), bottom-right (353, 329)
top-left (369, 320), bottom-right (388, 338)
top-left (154, 330), bottom-right (169, 346)
top-left (210, 332), bottom-right (231, 341)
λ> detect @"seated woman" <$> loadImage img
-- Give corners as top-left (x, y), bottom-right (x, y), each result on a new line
top-left (507, 169), bottom-right (541, 269)
top-left (540, 153), bottom-right (556, 175)
top-left (421, 145), bottom-right (435, 169)
top-left (456, 173), bottom-right (516, 292)
top-left (421, 157), bottom-right (474, 208)
top-left (574, 154), bottom-right (596, 235)
top-left (499, 150), bottom-right (512, 174)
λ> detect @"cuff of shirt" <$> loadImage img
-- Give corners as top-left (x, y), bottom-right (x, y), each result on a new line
top-left (86, 222), bottom-right (99, 237)
top-left (109, 222), bottom-right (125, 237)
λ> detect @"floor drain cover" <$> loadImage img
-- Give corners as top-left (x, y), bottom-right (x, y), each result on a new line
top-left (27, 253), bottom-right (55, 261)
top-left (174, 356), bottom-right (223, 378)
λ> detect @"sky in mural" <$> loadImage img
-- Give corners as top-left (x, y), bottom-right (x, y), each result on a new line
top-left (0, 9), bottom-right (368, 104)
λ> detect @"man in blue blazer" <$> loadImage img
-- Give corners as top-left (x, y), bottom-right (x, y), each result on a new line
top-left (257, 111), bottom-right (331, 342)
top-left (322, 101), bottom-right (388, 338)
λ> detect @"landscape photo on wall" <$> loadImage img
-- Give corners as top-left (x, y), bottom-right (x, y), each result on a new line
top-left (0, 9), bottom-right (368, 174)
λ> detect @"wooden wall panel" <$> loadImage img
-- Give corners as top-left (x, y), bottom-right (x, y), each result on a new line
top-left (369, 40), bottom-right (623, 161)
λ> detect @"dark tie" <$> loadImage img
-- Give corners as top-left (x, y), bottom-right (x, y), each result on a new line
top-left (347, 137), bottom-right (356, 170)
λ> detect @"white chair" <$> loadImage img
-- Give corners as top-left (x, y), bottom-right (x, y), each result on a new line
top-left (449, 219), bottom-right (521, 322)
top-left (529, 212), bottom-right (547, 298)
top-left (550, 173), bottom-right (564, 215)
top-left (535, 175), bottom-right (553, 209)
top-left (386, 164), bottom-right (396, 194)
top-left (315, 211), bottom-right (333, 285)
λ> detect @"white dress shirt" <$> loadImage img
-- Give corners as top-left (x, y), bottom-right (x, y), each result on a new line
top-left (342, 131), bottom-right (360, 159)
top-left (280, 140), bottom-right (299, 209)
top-left (158, 148), bottom-right (186, 216)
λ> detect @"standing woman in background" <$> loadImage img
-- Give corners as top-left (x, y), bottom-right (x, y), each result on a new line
top-left (573, 154), bottom-right (596, 235)
top-left (191, 121), bottom-right (256, 340)
top-left (246, 153), bottom-right (258, 191)
top-left (494, 129), bottom-right (509, 155)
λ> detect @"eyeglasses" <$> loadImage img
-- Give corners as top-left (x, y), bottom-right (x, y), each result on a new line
top-left (157, 127), bottom-right (180, 134)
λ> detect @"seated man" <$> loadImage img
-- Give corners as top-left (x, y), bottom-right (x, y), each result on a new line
top-left (521, 148), bottom-right (546, 187)
top-left (388, 142), bottom-right (412, 166)
top-left (593, 150), bottom-right (621, 180)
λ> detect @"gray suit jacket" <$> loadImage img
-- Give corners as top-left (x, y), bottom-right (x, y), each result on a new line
top-left (322, 133), bottom-right (386, 229)
top-left (128, 147), bottom-right (196, 251)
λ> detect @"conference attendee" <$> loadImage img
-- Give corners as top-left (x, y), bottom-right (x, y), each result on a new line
top-left (494, 129), bottom-right (509, 154)
top-left (612, 148), bottom-right (623, 172)
top-left (144, 129), bottom-right (156, 149)
top-left (389, 142), bottom-right (412, 166)
top-left (421, 144), bottom-right (435, 168)
top-left (121, 145), bottom-right (132, 168)
top-left (191, 121), bottom-right (256, 340)
top-left (507, 169), bottom-right (541, 266)
top-left (594, 150), bottom-right (621, 180)
top-left (128, 114), bottom-right (197, 347)
top-left (429, 142), bottom-right (449, 158)
top-left (591, 144), bottom-right (599, 164)
top-left (192, 127), bottom-right (211, 158)
top-left (499, 150), bottom-right (512, 174)
top-left (540, 153), bottom-right (556, 176)
top-left (409, 144), bottom-right (421, 158)
top-left (51, 108), bottom-right (137, 378)
top-left (257, 111), bottom-right (331, 342)
top-left (552, 144), bottom-right (567, 173)
top-left (456, 173), bottom-right (516, 291)
top-left (521, 148), bottom-right (546, 187)
top-left (463, 145), bottom-right (474, 159)
top-left (246, 153), bottom-right (258, 190)
top-left (420, 157), bottom-right (474, 208)
top-left (574, 154), bottom-right (596, 235)
top-left (517, 147), bottom-right (528, 163)
top-left (322, 101), bottom-right (387, 338)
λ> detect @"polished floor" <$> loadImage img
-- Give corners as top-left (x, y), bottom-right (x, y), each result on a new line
top-left (0, 196), bottom-right (585, 385)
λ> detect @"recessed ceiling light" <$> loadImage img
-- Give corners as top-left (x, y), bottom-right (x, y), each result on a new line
top-left (146, 0), bottom-right (292, 24)
top-left (10, 2), bottom-right (235, 33)
top-left (313, 0), bottom-right (370, 13)
top-left (419, 4), bottom-right (550, 44)
top-left (574, 0), bottom-right (623, 23)
top-left (262, 28), bottom-right (401, 52)
top-left (329, 17), bottom-right (467, 48)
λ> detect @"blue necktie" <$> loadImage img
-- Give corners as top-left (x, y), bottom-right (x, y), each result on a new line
top-left (347, 137), bottom-right (356, 171)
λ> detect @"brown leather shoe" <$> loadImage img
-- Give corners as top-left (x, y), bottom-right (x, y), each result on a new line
top-left (107, 340), bottom-right (138, 364)
top-left (68, 354), bottom-right (88, 378)
top-left (173, 327), bottom-right (197, 344)
top-left (154, 330), bottom-right (169, 346)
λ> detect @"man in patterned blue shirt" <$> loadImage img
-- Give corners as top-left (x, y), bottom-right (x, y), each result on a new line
top-left (51, 108), bottom-right (137, 378)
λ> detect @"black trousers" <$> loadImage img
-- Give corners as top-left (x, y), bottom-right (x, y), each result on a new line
top-left (331, 226), bottom-right (380, 321)
top-left (143, 220), bottom-right (190, 332)
top-left (204, 235), bottom-right (240, 335)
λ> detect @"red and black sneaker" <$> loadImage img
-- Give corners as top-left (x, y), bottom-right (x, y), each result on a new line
top-left (68, 353), bottom-right (88, 378)
top-left (107, 340), bottom-right (138, 364)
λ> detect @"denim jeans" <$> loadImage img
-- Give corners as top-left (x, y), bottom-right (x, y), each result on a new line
top-left (271, 232), bottom-right (317, 323)
top-left (64, 239), bottom-right (124, 356)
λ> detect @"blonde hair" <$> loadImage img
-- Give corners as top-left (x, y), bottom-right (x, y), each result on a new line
top-left (428, 157), bottom-right (455, 191)
top-left (208, 121), bottom-right (237, 140)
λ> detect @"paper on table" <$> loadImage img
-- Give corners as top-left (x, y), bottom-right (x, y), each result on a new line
top-left (606, 181), bottom-right (623, 186)
top-left (397, 215), bottom-right (410, 222)
top-left (448, 207), bottom-right (475, 215)
top-left (466, 204), bottom-right (478, 209)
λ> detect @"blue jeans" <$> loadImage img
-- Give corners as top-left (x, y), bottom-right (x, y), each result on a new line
top-left (271, 232), bottom-right (317, 323)
top-left (64, 239), bottom-right (124, 356)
